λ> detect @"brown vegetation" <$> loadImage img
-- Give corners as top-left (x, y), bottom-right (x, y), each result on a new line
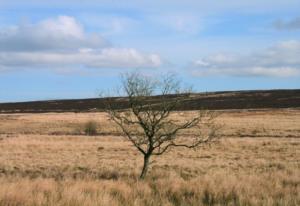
top-left (0, 109), bottom-right (299, 138)
top-left (84, 120), bottom-right (98, 136)
top-left (1, 89), bottom-right (300, 113)
top-left (0, 109), bottom-right (299, 205)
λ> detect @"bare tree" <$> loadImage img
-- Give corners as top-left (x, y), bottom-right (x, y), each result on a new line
top-left (105, 72), bottom-right (219, 179)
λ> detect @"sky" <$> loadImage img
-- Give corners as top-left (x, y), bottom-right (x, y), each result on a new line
top-left (0, 0), bottom-right (300, 102)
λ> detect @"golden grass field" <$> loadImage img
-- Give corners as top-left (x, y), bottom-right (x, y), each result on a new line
top-left (0, 109), bottom-right (299, 206)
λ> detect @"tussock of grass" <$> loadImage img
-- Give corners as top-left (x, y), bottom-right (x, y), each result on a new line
top-left (0, 170), bottom-right (299, 206)
top-left (84, 120), bottom-right (98, 136)
top-left (0, 135), bottom-right (299, 206)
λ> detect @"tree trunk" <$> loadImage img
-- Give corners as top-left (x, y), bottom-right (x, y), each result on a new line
top-left (140, 154), bottom-right (150, 179)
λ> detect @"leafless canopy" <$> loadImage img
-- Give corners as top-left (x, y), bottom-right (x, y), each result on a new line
top-left (104, 72), bottom-right (219, 178)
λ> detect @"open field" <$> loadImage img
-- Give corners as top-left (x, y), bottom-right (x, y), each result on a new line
top-left (0, 109), bottom-right (299, 138)
top-left (0, 109), bottom-right (299, 205)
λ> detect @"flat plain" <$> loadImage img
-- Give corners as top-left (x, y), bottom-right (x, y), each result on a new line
top-left (0, 109), bottom-right (299, 206)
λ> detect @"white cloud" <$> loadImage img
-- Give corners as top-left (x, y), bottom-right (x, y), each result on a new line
top-left (0, 16), bottom-right (163, 71)
top-left (192, 67), bottom-right (299, 78)
top-left (191, 40), bottom-right (300, 77)
top-left (0, 16), bottom-right (108, 51)
top-left (0, 48), bottom-right (162, 69)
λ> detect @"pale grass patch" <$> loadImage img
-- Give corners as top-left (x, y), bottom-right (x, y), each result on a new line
top-left (0, 109), bottom-right (299, 138)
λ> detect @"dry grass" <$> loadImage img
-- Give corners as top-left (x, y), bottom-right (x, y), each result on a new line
top-left (0, 109), bottom-right (299, 137)
top-left (0, 109), bottom-right (299, 205)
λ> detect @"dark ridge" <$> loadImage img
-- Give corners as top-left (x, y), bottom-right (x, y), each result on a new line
top-left (0, 89), bottom-right (299, 113)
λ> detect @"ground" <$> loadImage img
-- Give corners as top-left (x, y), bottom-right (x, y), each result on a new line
top-left (0, 109), bottom-right (299, 205)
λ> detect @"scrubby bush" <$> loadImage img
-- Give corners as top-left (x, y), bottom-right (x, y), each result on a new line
top-left (84, 120), bottom-right (98, 136)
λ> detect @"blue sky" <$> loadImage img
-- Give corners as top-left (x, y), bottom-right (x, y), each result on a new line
top-left (0, 0), bottom-right (300, 102)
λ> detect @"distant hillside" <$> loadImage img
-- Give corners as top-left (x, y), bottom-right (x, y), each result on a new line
top-left (0, 89), bottom-right (299, 113)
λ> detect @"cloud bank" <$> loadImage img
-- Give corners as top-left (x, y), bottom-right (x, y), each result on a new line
top-left (191, 40), bottom-right (300, 77)
top-left (0, 16), bottom-right (162, 71)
